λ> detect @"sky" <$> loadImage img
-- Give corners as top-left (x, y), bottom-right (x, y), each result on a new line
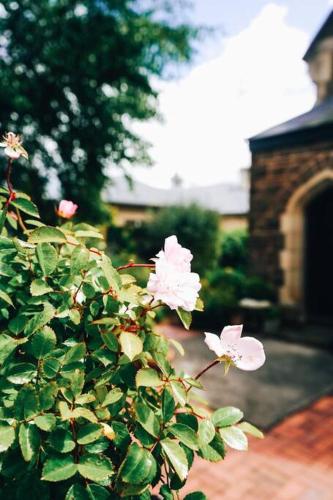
top-left (132, 0), bottom-right (333, 189)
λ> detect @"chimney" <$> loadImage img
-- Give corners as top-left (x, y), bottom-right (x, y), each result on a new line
top-left (304, 12), bottom-right (333, 104)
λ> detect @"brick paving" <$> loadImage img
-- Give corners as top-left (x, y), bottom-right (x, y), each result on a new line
top-left (181, 396), bottom-right (333, 499)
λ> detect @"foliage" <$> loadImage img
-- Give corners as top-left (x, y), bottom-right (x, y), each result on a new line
top-left (219, 229), bottom-right (249, 271)
top-left (0, 157), bottom-right (264, 498)
top-left (193, 268), bottom-right (245, 329)
top-left (130, 204), bottom-right (220, 275)
top-left (0, 0), bottom-right (198, 221)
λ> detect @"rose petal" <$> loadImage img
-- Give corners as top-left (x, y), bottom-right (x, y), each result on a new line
top-left (234, 337), bottom-right (265, 371)
top-left (204, 332), bottom-right (224, 357)
top-left (5, 147), bottom-right (20, 159)
top-left (220, 325), bottom-right (243, 343)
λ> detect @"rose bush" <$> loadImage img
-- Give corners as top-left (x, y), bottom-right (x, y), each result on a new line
top-left (0, 135), bottom-right (265, 499)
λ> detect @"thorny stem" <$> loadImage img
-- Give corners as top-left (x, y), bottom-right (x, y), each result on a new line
top-left (116, 262), bottom-right (155, 271)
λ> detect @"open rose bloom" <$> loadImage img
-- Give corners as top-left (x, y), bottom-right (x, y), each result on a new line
top-left (205, 325), bottom-right (265, 371)
top-left (0, 132), bottom-right (28, 160)
top-left (147, 235), bottom-right (201, 311)
top-left (57, 200), bottom-right (78, 219)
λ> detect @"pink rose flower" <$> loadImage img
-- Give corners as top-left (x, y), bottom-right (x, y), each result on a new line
top-left (57, 200), bottom-right (78, 219)
top-left (155, 235), bottom-right (193, 272)
top-left (147, 235), bottom-right (201, 311)
top-left (0, 132), bottom-right (28, 160)
top-left (204, 325), bottom-right (265, 371)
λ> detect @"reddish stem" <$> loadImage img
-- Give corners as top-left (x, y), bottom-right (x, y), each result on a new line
top-left (5, 158), bottom-right (15, 207)
top-left (194, 359), bottom-right (220, 380)
top-left (116, 262), bottom-right (155, 271)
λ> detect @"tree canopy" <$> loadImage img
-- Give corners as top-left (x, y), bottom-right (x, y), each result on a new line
top-left (0, 0), bottom-right (198, 221)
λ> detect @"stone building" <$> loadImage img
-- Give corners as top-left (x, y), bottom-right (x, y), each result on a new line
top-left (249, 11), bottom-right (333, 324)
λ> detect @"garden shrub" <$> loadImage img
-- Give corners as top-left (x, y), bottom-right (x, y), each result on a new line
top-left (219, 229), bottom-right (249, 272)
top-left (0, 135), bottom-right (265, 499)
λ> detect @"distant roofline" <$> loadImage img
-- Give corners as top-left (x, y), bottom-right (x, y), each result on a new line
top-left (304, 11), bottom-right (333, 62)
top-left (103, 177), bottom-right (249, 215)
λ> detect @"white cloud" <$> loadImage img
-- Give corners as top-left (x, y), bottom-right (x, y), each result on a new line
top-left (133, 3), bottom-right (315, 188)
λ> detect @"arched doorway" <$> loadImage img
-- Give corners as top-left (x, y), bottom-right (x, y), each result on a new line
top-left (305, 185), bottom-right (333, 322)
top-left (280, 170), bottom-right (333, 320)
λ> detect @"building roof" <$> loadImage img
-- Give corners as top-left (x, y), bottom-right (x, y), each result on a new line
top-left (251, 95), bottom-right (333, 140)
top-left (304, 11), bottom-right (333, 62)
top-left (103, 177), bottom-right (249, 215)
top-left (250, 10), bottom-right (333, 152)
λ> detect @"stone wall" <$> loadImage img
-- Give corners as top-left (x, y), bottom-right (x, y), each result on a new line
top-left (249, 139), bottom-right (333, 303)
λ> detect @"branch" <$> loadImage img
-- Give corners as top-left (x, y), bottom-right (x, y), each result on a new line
top-left (116, 262), bottom-right (155, 271)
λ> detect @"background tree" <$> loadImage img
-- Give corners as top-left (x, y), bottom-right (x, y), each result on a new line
top-left (0, 0), bottom-right (198, 221)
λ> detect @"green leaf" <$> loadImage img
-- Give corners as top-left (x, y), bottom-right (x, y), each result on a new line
top-left (42, 357), bottom-right (61, 379)
top-left (12, 197), bottom-right (40, 218)
top-left (86, 484), bottom-right (110, 500)
top-left (25, 302), bottom-right (55, 336)
top-left (31, 326), bottom-right (56, 359)
top-left (30, 278), bottom-right (53, 296)
top-left (65, 484), bottom-right (88, 500)
top-left (72, 407), bottom-right (97, 423)
top-left (136, 368), bottom-right (161, 387)
top-left (238, 421), bottom-right (264, 439)
top-left (19, 385), bottom-right (39, 419)
top-left (118, 443), bottom-right (157, 485)
top-left (169, 338), bottom-right (185, 356)
top-left (170, 380), bottom-right (187, 406)
top-left (102, 388), bottom-right (123, 407)
top-left (119, 331), bottom-right (143, 361)
top-left (184, 493), bottom-right (207, 500)
top-left (35, 414), bottom-right (57, 432)
top-left (0, 289), bottom-right (14, 307)
top-left (39, 384), bottom-right (57, 413)
top-left (75, 230), bottom-right (104, 239)
top-left (176, 308), bottom-right (192, 330)
top-left (135, 401), bottom-right (160, 438)
top-left (198, 419), bottom-right (215, 445)
top-left (71, 369), bottom-right (85, 396)
top-left (28, 226), bottom-right (67, 244)
top-left (64, 342), bottom-right (86, 364)
top-left (49, 428), bottom-right (75, 453)
top-left (0, 334), bottom-right (18, 365)
top-left (162, 389), bottom-right (175, 423)
top-left (7, 363), bottom-right (37, 384)
top-left (19, 423), bottom-right (40, 461)
top-left (211, 407), bottom-right (244, 428)
top-left (161, 438), bottom-right (188, 481)
top-left (219, 426), bottom-right (248, 451)
top-left (160, 484), bottom-right (174, 500)
top-left (0, 422), bottom-right (15, 452)
top-left (168, 423), bottom-right (198, 451)
top-left (198, 434), bottom-right (225, 462)
top-left (77, 454), bottom-right (113, 481)
top-left (36, 242), bottom-right (58, 276)
top-left (101, 331), bottom-right (118, 352)
top-left (100, 255), bottom-right (122, 293)
top-left (42, 456), bottom-right (77, 482)
top-left (77, 424), bottom-right (103, 445)
top-left (70, 245), bottom-right (90, 275)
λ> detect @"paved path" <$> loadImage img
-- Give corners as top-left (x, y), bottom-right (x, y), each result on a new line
top-left (181, 396), bottom-right (333, 499)
top-left (159, 325), bottom-right (333, 428)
